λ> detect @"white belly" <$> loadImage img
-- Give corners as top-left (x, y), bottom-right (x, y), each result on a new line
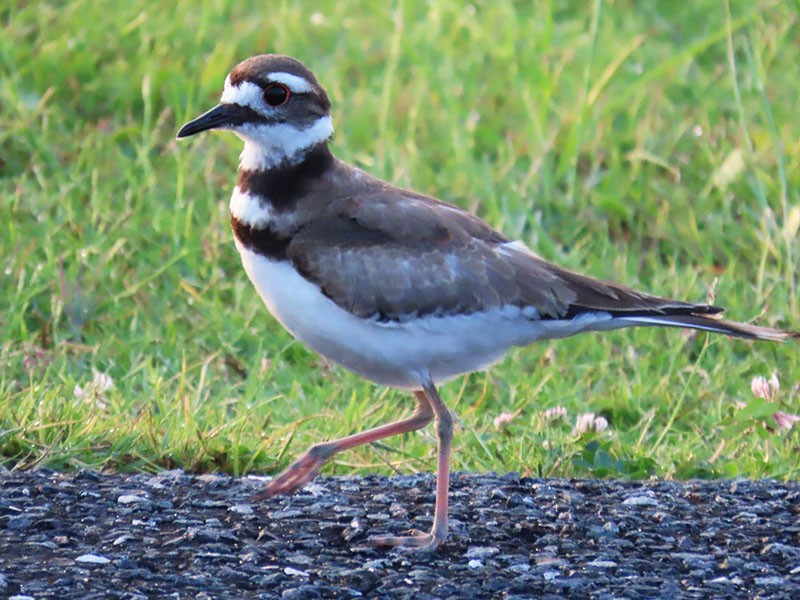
top-left (235, 243), bottom-right (614, 389)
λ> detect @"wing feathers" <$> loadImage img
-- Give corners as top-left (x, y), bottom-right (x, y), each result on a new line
top-left (285, 186), bottom-right (796, 339)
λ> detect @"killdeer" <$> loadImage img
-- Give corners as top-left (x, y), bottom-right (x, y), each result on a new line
top-left (177, 54), bottom-right (798, 550)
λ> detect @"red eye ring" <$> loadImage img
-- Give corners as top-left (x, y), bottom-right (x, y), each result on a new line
top-left (263, 83), bottom-right (290, 107)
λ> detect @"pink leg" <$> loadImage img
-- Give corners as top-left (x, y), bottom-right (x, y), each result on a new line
top-left (369, 379), bottom-right (453, 550)
top-left (254, 391), bottom-right (434, 500)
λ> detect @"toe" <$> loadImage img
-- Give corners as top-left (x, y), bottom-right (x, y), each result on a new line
top-left (368, 531), bottom-right (445, 551)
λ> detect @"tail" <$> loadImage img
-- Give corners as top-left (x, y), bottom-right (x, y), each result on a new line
top-left (536, 259), bottom-right (798, 341)
top-left (616, 312), bottom-right (799, 342)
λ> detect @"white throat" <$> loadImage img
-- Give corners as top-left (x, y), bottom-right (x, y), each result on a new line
top-left (237, 116), bottom-right (333, 171)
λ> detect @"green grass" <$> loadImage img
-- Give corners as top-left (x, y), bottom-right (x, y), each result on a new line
top-left (1, 0), bottom-right (798, 482)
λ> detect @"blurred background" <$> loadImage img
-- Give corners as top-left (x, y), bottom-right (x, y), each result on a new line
top-left (1, 0), bottom-right (797, 480)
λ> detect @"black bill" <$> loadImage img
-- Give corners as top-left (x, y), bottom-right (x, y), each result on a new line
top-left (177, 103), bottom-right (261, 138)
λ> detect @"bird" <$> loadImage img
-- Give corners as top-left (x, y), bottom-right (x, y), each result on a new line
top-left (177, 54), bottom-right (798, 550)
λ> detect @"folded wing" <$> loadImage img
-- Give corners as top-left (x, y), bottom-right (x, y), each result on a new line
top-left (287, 190), bottom-right (797, 341)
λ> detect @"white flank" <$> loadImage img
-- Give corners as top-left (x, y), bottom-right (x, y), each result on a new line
top-left (235, 243), bottom-right (616, 389)
top-left (268, 72), bottom-right (313, 93)
top-left (237, 116), bottom-right (334, 170)
top-left (230, 186), bottom-right (274, 228)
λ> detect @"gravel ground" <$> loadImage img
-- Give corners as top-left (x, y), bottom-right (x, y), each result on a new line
top-left (0, 468), bottom-right (798, 599)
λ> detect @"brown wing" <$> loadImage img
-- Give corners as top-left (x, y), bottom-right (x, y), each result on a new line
top-left (286, 190), bottom-right (718, 322)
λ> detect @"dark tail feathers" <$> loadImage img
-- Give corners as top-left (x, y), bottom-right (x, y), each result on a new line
top-left (616, 313), bottom-right (799, 341)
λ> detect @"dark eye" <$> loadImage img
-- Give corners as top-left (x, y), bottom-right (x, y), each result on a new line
top-left (263, 84), bottom-right (290, 107)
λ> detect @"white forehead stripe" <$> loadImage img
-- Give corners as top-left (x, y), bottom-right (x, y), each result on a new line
top-left (268, 72), bottom-right (313, 93)
top-left (220, 76), bottom-right (263, 108)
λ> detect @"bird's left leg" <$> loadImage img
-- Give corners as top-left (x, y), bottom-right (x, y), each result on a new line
top-left (255, 390), bottom-right (434, 499)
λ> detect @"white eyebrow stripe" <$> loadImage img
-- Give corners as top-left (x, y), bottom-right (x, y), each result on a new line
top-left (268, 72), bottom-right (313, 93)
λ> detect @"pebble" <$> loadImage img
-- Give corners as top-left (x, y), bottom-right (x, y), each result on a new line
top-left (755, 576), bottom-right (786, 587)
top-left (586, 559), bottom-right (617, 569)
top-left (228, 503), bottom-right (253, 515)
top-left (622, 495), bottom-right (662, 507)
top-left (465, 546), bottom-right (500, 559)
top-left (268, 508), bottom-right (305, 519)
top-left (6, 517), bottom-right (32, 530)
top-left (0, 471), bottom-right (797, 598)
top-left (709, 576), bottom-right (743, 585)
top-left (75, 554), bottom-right (111, 564)
top-left (117, 494), bottom-right (148, 504)
top-left (762, 542), bottom-right (800, 559)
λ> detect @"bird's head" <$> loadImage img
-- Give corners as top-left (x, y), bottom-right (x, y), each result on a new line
top-left (177, 54), bottom-right (333, 168)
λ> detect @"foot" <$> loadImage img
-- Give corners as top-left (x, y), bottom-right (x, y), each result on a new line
top-left (252, 447), bottom-right (328, 500)
top-left (368, 528), bottom-right (446, 551)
